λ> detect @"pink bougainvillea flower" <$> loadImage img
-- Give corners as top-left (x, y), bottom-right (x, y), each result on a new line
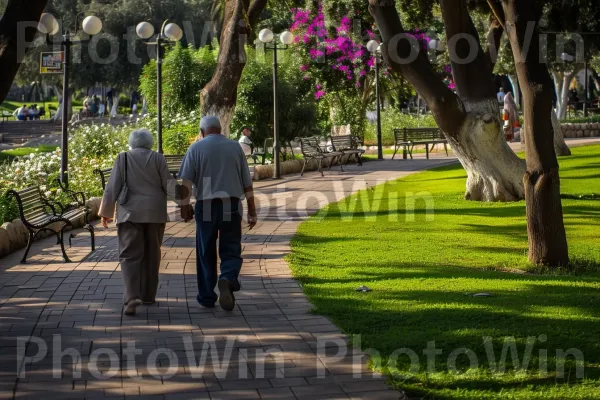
top-left (315, 90), bottom-right (326, 100)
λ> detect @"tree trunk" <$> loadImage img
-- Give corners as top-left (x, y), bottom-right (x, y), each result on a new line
top-left (553, 68), bottom-right (580, 120)
top-left (369, 0), bottom-right (525, 201)
top-left (110, 92), bottom-right (119, 118)
top-left (0, 0), bottom-right (48, 104)
top-left (502, 0), bottom-right (569, 267)
top-left (508, 74), bottom-right (520, 108)
top-left (449, 99), bottom-right (525, 201)
top-left (199, 0), bottom-right (267, 137)
top-left (551, 110), bottom-right (571, 156)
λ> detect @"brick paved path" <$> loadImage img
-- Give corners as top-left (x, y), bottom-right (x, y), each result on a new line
top-left (0, 157), bottom-right (455, 400)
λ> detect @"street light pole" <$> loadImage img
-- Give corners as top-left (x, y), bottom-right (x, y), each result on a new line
top-left (259, 29), bottom-right (295, 179)
top-left (136, 20), bottom-right (182, 153)
top-left (584, 58), bottom-right (589, 118)
top-left (367, 40), bottom-right (384, 160)
top-left (38, 13), bottom-right (103, 188)
top-left (61, 37), bottom-right (71, 186)
top-left (374, 55), bottom-right (383, 160)
top-left (272, 43), bottom-right (281, 179)
top-left (156, 34), bottom-right (163, 154)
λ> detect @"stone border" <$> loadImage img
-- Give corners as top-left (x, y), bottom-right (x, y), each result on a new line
top-left (561, 122), bottom-right (600, 138)
top-left (253, 154), bottom-right (360, 181)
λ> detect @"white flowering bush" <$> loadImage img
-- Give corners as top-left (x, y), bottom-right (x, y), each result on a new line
top-left (0, 111), bottom-right (199, 224)
top-left (0, 149), bottom-right (63, 224)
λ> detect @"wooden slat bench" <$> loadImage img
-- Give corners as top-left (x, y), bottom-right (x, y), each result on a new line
top-left (392, 128), bottom-right (448, 160)
top-left (329, 135), bottom-right (365, 166)
top-left (164, 155), bottom-right (185, 179)
top-left (5, 186), bottom-right (94, 263)
top-left (55, 179), bottom-right (95, 251)
top-left (296, 136), bottom-right (344, 177)
top-left (94, 154), bottom-right (185, 190)
top-left (94, 168), bottom-right (113, 191)
top-left (250, 138), bottom-right (273, 165)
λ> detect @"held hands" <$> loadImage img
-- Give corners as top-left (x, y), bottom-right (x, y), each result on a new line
top-left (248, 213), bottom-right (258, 230)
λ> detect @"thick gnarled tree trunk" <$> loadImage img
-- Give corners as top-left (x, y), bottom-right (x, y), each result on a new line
top-left (199, 0), bottom-right (267, 137)
top-left (0, 0), bottom-right (48, 104)
top-left (502, 0), bottom-right (569, 267)
top-left (369, 0), bottom-right (525, 201)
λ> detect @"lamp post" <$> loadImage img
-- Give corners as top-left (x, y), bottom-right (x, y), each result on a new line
top-left (38, 13), bottom-right (103, 188)
top-left (136, 20), bottom-right (183, 153)
top-left (259, 28), bottom-right (295, 179)
top-left (367, 40), bottom-right (383, 160)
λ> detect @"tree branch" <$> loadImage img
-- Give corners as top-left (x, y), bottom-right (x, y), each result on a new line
top-left (0, 0), bottom-right (48, 104)
top-left (487, 0), bottom-right (506, 28)
top-left (368, 0), bottom-right (465, 136)
top-left (248, 0), bottom-right (268, 25)
top-left (439, 0), bottom-right (496, 103)
top-left (484, 16), bottom-right (504, 71)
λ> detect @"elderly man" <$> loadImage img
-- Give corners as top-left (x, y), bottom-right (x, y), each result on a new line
top-left (238, 126), bottom-right (253, 156)
top-left (179, 116), bottom-right (257, 311)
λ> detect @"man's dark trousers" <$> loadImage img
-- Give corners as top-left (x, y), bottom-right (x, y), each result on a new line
top-left (195, 198), bottom-right (243, 306)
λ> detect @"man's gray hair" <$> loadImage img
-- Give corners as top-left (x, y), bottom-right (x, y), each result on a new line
top-left (129, 128), bottom-right (154, 149)
top-left (200, 116), bottom-right (221, 132)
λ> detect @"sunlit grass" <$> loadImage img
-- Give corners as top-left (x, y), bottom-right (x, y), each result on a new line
top-left (289, 145), bottom-right (600, 399)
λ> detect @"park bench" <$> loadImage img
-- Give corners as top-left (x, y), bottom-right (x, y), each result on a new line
top-left (329, 134), bottom-right (365, 166)
top-left (1, 111), bottom-right (12, 122)
top-left (95, 154), bottom-right (185, 191)
top-left (5, 186), bottom-right (94, 263)
top-left (296, 136), bottom-right (344, 177)
top-left (164, 155), bottom-right (185, 179)
top-left (392, 128), bottom-right (449, 160)
top-left (249, 138), bottom-right (273, 165)
top-left (95, 167), bottom-right (113, 191)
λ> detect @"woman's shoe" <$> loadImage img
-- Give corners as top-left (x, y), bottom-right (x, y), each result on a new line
top-left (124, 299), bottom-right (142, 316)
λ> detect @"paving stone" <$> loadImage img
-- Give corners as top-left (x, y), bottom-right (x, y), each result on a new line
top-left (0, 160), bottom-right (448, 399)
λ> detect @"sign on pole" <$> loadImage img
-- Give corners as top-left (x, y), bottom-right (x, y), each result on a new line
top-left (40, 51), bottom-right (64, 74)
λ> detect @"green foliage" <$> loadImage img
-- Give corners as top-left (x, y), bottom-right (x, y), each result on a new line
top-left (0, 145), bottom-right (58, 162)
top-left (142, 110), bottom-right (202, 155)
top-left (564, 115), bottom-right (600, 124)
top-left (140, 43), bottom-right (218, 115)
top-left (231, 47), bottom-right (318, 146)
top-left (364, 108), bottom-right (437, 146)
top-left (290, 145), bottom-right (600, 399)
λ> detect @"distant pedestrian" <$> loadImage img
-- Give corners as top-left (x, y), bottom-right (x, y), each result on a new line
top-left (98, 101), bottom-right (106, 117)
top-left (497, 87), bottom-right (505, 103)
top-left (13, 105), bottom-right (28, 121)
top-left (238, 126), bottom-right (253, 156)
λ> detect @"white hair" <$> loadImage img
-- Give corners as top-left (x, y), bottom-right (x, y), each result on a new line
top-left (200, 116), bottom-right (222, 133)
top-left (129, 128), bottom-right (154, 149)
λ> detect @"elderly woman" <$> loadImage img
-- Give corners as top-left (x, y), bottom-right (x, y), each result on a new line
top-left (99, 129), bottom-right (178, 316)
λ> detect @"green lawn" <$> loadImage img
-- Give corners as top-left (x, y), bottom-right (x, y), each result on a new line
top-left (0, 145), bottom-right (58, 162)
top-left (289, 145), bottom-right (600, 399)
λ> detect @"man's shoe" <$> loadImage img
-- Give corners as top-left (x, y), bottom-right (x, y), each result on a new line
top-left (124, 299), bottom-right (142, 316)
top-left (218, 280), bottom-right (235, 311)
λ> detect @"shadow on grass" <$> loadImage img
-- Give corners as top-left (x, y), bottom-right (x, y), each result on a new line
top-left (292, 261), bottom-right (600, 397)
